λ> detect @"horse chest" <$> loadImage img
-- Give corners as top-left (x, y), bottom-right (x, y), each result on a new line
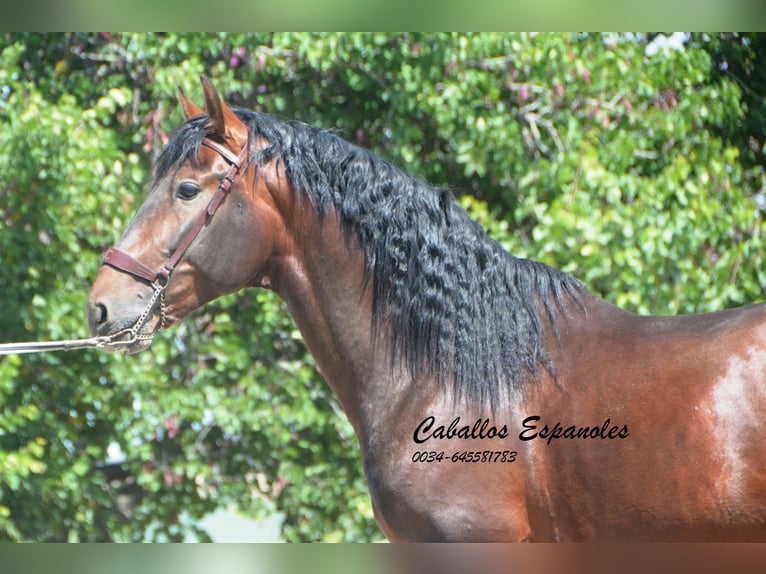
top-left (361, 440), bottom-right (531, 542)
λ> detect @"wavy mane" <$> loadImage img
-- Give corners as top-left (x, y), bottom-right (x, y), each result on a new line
top-left (155, 109), bottom-right (584, 409)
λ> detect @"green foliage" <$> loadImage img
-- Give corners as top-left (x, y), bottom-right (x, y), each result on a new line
top-left (691, 33), bottom-right (766, 171)
top-left (0, 33), bottom-right (764, 542)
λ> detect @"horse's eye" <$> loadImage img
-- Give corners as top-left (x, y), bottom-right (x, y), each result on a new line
top-left (177, 181), bottom-right (201, 200)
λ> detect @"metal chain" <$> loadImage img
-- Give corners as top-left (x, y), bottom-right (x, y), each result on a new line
top-left (125, 282), bottom-right (166, 341)
top-left (0, 281), bottom-right (166, 355)
top-left (94, 280), bottom-right (166, 348)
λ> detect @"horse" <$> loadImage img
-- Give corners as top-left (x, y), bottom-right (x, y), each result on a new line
top-left (87, 77), bottom-right (766, 542)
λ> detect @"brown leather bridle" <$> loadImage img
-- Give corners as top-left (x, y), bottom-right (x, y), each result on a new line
top-left (100, 136), bottom-right (250, 341)
top-left (0, 137), bottom-right (251, 355)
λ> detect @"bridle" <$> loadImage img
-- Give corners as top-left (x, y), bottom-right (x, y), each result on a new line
top-left (0, 136), bottom-right (251, 356)
top-left (97, 136), bottom-right (251, 347)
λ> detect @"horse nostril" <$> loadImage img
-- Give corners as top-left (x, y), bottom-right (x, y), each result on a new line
top-left (96, 303), bottom-right (107, 325)
top-left (88, 301), bottom-right (109, 335)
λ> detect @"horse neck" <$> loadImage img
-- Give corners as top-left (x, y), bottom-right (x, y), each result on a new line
top-left (264, 182), bottom-right (396, 439)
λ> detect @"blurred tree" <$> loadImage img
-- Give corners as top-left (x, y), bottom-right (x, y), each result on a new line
top-left (691, 32), bottom-right (766, 171)
top-left (0, 32), bottom-right (763, 541)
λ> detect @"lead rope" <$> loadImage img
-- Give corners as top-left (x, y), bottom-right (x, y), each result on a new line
top-left (0, 281), bottom-right (165, 355)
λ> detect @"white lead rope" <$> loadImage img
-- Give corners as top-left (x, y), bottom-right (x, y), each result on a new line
top-left (0, 336), bottom-right (136, 355)
top-left (0, 283), bottom-right (164, 356)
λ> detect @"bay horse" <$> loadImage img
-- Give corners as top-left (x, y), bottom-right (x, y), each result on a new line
top-left (87, 77), bottom-right (766, 541)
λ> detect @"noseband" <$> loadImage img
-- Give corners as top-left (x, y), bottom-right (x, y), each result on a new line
top-left (100, 137), bottom-right (250, 343)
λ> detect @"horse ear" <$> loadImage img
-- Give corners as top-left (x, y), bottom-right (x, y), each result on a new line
top-left (177, 85), bottom-right (205, 120)
top-left (200, 75), bottom-right (248, 148)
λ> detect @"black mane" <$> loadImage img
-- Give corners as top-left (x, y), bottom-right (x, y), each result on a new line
top-left (155, 109), bottom-right (584, 409)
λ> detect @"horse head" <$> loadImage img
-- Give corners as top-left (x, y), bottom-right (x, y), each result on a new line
top-left (87, 77), bottom-right (283, 352)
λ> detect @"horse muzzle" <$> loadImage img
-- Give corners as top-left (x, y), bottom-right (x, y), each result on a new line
top-left (87, 271), bottom-right (164, 353)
